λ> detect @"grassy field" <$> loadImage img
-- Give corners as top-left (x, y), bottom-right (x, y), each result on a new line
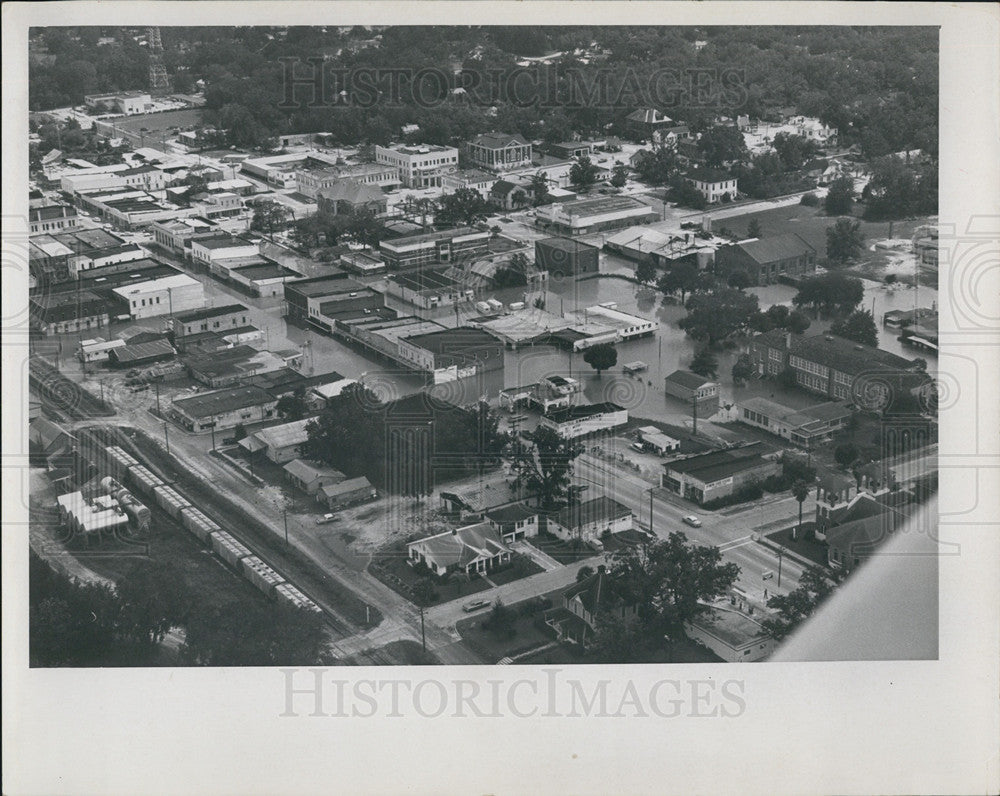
top-left (105, 108), bottom-right (204, 133)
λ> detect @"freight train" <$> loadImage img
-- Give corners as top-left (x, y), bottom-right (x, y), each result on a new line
top-left (102, 445), bottom-right (322, 613)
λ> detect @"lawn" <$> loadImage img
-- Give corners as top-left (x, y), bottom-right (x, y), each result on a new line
top-left (456, 595), bottom-right (560, 663)
top-left (370, 539), bottom-right (544, 607)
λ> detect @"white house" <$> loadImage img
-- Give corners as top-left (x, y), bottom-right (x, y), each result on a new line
top-left (484, 503), bottom-right (540, 543)
top-left (407, 522), bottom-right (513, 576)
top-left (687, 169), bottom-right (738, 203)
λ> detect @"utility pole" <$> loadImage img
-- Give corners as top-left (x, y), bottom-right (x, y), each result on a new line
top-left (691, 393), bottom-right (698, 434)
top-left (210, 423), bottom-right (216, 452)
top-left (648, 487), bottom-right (654, 533)
top-left (777, 546), bottom-right (784, 588)
top-left (283, 508), bottom-right (289, 546)
top-left (155, 380), bottom-right (161, 415)
top-left (163, 421), bottom-right (170, 454)
top-left (419, 605), bottom-right (426, 651)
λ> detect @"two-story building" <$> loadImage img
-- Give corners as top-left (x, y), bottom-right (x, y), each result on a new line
top-left (539, 402), bottom-right (628, 439)
top-left (661, 443), bottom-right (780, 506)
top-left (316, 180), bottom-right (388, 216)
top-left (396, 326), bottom-right (504, 384)
top-left (484, 503), bottom-right (540, 543)
top-left (663, 370), bottom-right (720, 417)
top-left (378, 227), bottom-right (491, 271)
top-left (375, 143), bottom-right (459, 188)
top-left (467, 132), bottom-right (533, 172)
top-left (548, 496), bottom-right (633, 546)
top-left (686, 168), bottom-right (738, 204)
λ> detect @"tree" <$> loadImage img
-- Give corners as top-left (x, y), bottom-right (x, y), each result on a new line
top-left (656, 262), bottom-right (700, 303)
top-left (411, 580), bottom-right (438, 607)
top-left (607, 532), bottom-right (740, 633)
top-left (583, 343), bottom-right (618, 377)
top-left (762, 566), bottom-right (844, 641)
top-left (830, 309), bottom-right (879, 348)
top-left (115, 561), bottom-right (192, 647)
top-left (790, 480), bottom-right (811, 541)
top-left (494, 251), bottom-right (530, 287)
top-left (529, 172), bottom-right (551, 205)
top-left (731, 353), bottom-right (755, 386)
top-left (771, 132), bottom-right (819, 170)
top-left (786, 310), bottom-right (812, 334)
top-left (834, 443), bottom-right (859, 469)
top-left (576, 565), bottom-right (596, 583)
top-left (861, 155), bottom-right (919, 220)
top-left (569, 155), bottom-right (599, 192)
top-left (250, 199), bottom-right (291, 239)
top-left (635, 259), bottom-right (658, 285)
top-left (670, 180), bottom-right (707, 210)
top-left (342, 207), bottom-right (387, 249)
top-left (609, 163), bottom-right (629, 188)
top-left (826, 218), bottom-right (865, 263)
top-left (275, 388), bottom-right (308, 421)
top-left (586, 613), bottom-right (652, 663)
top-left (436, 188), bottom-right (490, 227)
top-left (697, 125), bottom-right (749, 168)
top-left (727, 270), bottom-right (752, 289)
top-left (689, 348), bottom-right (718, 379)
top-left (634, 145), bottom-right (678, 185)
top-left (679, 288), bottom-right (760, 345)
top-left (507, 424), bottom-right (584, 510)
top-left (825, 175), bottom-right (855, 215)
top-left (793, 272), bottom-right (865, 315)
top-left (232, 423), bottom-right (248, 441)
top-left (747, 218), bottom-right (762, 239)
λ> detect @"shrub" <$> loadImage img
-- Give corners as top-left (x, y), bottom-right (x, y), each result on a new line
top-left (800, 192), bottom-right (820, 206)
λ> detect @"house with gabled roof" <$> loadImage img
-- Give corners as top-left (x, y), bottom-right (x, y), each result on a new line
top-left (282, 458), bottom-right (346, 495)
top-left (545, 565), bottom-right (637, 643)
top-left (484, 502), bottom-right (540, 543)
top-left (407, 521), bottom-right (513, 576)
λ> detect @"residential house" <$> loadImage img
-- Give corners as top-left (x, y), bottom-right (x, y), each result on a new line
top-left (714, 233), bottom-right (817, 286)
top-left (548, 496), bottom-right (633, 546)
top-left (484, 503), bottom-right (540, 543)
top-left (661, 443), bottom-right (781, 505)
top-left (546, 565), bottom-right (638, 643)
top-left (490, 179), bottom-right (530, 211)
top-left (407, 521), bottom-right (512, 576)
top-left (686, 168), bottom-right (738, 204)
top-left (625, 108), bottom-right (678, 141)
top-left (283, 458), bottom-right (346, 495)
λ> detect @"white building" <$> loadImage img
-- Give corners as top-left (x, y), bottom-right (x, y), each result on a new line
top-left (112, 273), bottom-right (204, 319)
top-left (375, 143), bottom-right (459, 188)
top-left (686, 605), bottom-right (775, 662)
top-left (538, 402), bottom-right (628, 439)
top-left (687, 169), bottom-right (739, 204)
top-left (189, 234), bottom-right (259, 269)
top-left (569, 303), bottom-right (658, 341)
top-left (77, 337), bottom-right (126, 364)
top-left (548, 496), bottom-right (633, 545)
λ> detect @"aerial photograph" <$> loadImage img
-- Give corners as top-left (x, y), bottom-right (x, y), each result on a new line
top-left (26, 25), bottom-right (939, 667)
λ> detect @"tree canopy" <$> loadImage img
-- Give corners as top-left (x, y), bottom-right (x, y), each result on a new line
top-left (583, 343), bottom-right (618, 376)
top-left (679, 288), bottom-right (761, 345)
top-left (507, 424), bottom-right (584, 510)
top-left (830, 309), bottom-right (879, 348)
top-left (793, 272), bottom-right (865, 315)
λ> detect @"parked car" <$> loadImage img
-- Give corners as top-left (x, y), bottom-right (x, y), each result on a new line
top-left (315, 513), bottom-right (338, 525)
top-left (462, 598), bottom-right (491, 613)
top-left (631, 441), bottom-right (646, 453)
top-left (682, 515), bottom-right (702, 528)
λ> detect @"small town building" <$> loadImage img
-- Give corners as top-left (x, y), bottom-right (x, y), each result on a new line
top-left (534, 237), bottom-right (600, 277)
top-left (539, 402), bottom-right (629, 439)
top-left (661, 443), bottom-right (780, 505)
top-left (715, 233), bottom-right (817, 286)
top-left (319, 476), bottom-right (377, 510)
top-left (316, 180), bottom-right (388, 216)
top-left (663, 370), bottom-right (719, 417)
top-left (239, 418), bottom-right (311, 464)
top-left (111, 273), bottom-right (204, 320)
top-left (546, 566), bottom-right (638, 643)
top-left (170, 385), bottom-right (278, 433)
top-left (282, 458), bottom-right (346, 495)
top-left (172, 304), bottom-right (251, 340)
top-left (396, 326), bottom-right (504, 384)
top-left (484, 503), bottom-right (540, 543)
top-left (635, 426), bottom-right (681, 455)
top-left (107, 339), bottom-right (176, 368)
top-left (736, 397), bottom-right (852, 447)
top-left (29, 291), bottom-right (109, 336)
top-left (467, 132), bottom-right (533, 172)
top-left (77, 337), bottom-right (127, 364)
top-left (407, 521), bottom-right (513, 576)
top-left (375, 143), bottom-right (459, 188)
top-left (378, 227), bottom-right (491, 271)
top-left (686, 605), bottom-right (775, 662)
top-left (686, 168), bottom-right (738, 204)
top-left (534, 195), bottom-right (659, 237)
top-left (625, 108), bottom-right (678, 141)
top-left (549, 496), bottom-right (634, 546)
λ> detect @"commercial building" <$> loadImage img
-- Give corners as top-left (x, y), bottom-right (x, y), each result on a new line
top-left (534, 237), bottom-right (600, 277)
top-left (407, 522), bottom-right (512, 576)
top-left (77, 337), bottom-right (126, 364)
top-left (150, 216), bottom-right (221, 258)
top-left (748, 330), bottom-right (922, 402)
top-left (635, 426), bottom-right (681, 455)
top-left (534, 196), bottom-right (659, 236)
top-left (283, 459), bottom-right (346, 495)
top-left (111, 273), bottom-right (204, 320)
top-left (29, 204), bottom-right (79, 235)
top-left (661, 443), bottom-right (780, 505)
top-left (549, 141), bottom-right (596, 160)
top-left (567, 303), bottom-right (658, 341)
top-left (239, 418), bottom-right (312, 464)
top-left (107, 339), bottom-right (177, 368)
top-left (396, 326), bottom-right (504, 383)
top-left (319, 476), bottom-right (377, 510)
top-left (295, 163), bottom-right (400, 196)
top-left (686, 168), bottom-right (738, 204)
top-left (548, 496), bottom-right (633, 545)
top-left (170, 385), bottom-right (278, 433)
top-left (467, 132), bottom-right (533, 172)
top-left (382, 268), bottom-right (475, 310)
top-left (84, 91), bottom-right (152, 115)
top-left (663, 370), bottom-right (720, 417)
top-left (686, 605), bottom-right (775, 662)
top-left (29, 291), bottom-right (109, 336)
top-left (603, 226), bottom-right (718, 271)
top-left (375, 143), bottom-right (459, 188)
top-left (339, 249), bottom-right (386, 275)
top-left (539, 402), bottom-right (628, 439)
top-left (736, 397), bottom-right (851, 447)
top-left (283, 273), bottom-right (358, 326)
top-left (441, 168), bottom-right (497, 198)
top-left (172, 303), bottom-right (251, 340)
top-left (189, 234), bottom-right (259, 273)
top-left (378, 227), bottom-right (491, 271)
top-left (76, 187), bottom-right (182, 230)
top-left (184, 347), bottom-right (289, 388)
top-left (228, 261), bottom-right (300, 299)
top-left (715, 234), bottom-right (817, 286)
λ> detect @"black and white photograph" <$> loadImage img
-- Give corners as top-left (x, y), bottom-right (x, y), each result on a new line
top-left (3, 3), bottom-right (998, 795)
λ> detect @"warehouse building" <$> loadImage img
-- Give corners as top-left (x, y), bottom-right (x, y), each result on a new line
top-left (111, 273), bottom-right (204, 320)
top-left (534, 195), bottom-right (659, 236)
top-left (715, 234), bottom-right (817, 286)
top-left (172, 304), bottom-right (252, 340)
top-left (378, 227), bottom-right (491, 271)
top-left (396, 326), bottom-right (505, 384)
top-left (382, 268), bottom-right (474, 310)
top-left (170, 385), bottom-right (278, 433)
top-left (29, 291), bottom-right (109, 336)
top-left (661, 443), bottom-right (780, 506)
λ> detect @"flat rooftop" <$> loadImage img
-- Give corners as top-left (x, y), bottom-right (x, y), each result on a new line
top-left (172, 385), bottom-right (276, 418)
top-left (174, 304), bottom-right (248, 324)
top-left (285, 275), bottom-right (359, 298)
